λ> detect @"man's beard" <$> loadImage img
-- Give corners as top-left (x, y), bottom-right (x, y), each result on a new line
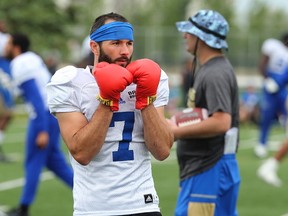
top-left (98, 46), bottom-right (132, 67)
top-left (98, 50), bottom-right (113, 64)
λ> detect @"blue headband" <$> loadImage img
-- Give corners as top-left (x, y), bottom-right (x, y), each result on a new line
top-left (90, 21), bottom-right (134, 42)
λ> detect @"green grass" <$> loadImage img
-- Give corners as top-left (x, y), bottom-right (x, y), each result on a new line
top-left (1, 115), bottom-right (288, 216)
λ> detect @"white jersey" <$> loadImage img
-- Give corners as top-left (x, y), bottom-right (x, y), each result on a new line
top-left (46, 65), bottom-right (170, 216)
top-left (10, 51), bottom-right (51, 115)
top-left (261, 38), bottom-right (288, 75)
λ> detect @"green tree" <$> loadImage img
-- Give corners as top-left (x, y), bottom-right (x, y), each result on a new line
top-left (116, 0), bottom-right (192, 65)
top-left (241, 0), bottom-right (288, 67)
top-left (0, 0), bottom-right (73, 59)
top-left (247, 0), bottom-right (287, 41)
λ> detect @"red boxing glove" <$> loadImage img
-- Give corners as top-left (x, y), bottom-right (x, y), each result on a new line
top-left (126, 59), bottom-right (161, 110)
top-left (93, 62), bottom-right (133, 111)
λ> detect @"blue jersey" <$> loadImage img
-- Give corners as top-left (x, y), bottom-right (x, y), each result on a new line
top-left (258, 39), bottom-right (288, 146)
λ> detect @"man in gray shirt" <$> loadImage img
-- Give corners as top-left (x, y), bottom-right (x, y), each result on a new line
top-left (168, 9), bottom-right (241, 216)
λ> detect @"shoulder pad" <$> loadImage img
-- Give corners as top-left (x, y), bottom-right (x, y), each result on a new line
top-left (50, 65), bottom-right (77, 84)
top-left (160, 69), bottom-right (168, 80)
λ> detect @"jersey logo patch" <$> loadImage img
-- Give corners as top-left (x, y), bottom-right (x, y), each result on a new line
top-left (128, 90), bottom-right (136, 99)
top-left (144, 194), bottom-right (153, 204)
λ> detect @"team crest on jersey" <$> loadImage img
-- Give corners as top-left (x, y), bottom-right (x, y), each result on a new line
top-left (128, 90), bottom-right (136, 99)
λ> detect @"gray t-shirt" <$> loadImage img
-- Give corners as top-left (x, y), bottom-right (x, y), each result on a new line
top-left (177, 56), bottom-right (239, 181)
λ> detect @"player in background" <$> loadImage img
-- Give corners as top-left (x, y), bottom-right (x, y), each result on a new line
top-left (4, 33), bottom-right (73, 216)
top-left (0, 22), bottom-right (14, 162)
top-left (168, 9), bottom-right (240, 216)
top-left (0, 53), bottom-right (14, 162)
top-left (254, 33), bottom-right (288, 158)
top-left (257, 46), bottom-right (288, 187)
top-left (46, 12), bottom-right (173, 216)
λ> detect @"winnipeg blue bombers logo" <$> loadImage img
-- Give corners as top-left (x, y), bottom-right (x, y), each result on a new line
top-left (128, 90), bottom-right (136, 99)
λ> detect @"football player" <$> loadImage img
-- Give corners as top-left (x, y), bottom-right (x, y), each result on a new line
top-left (4, 33), bottom-right (73, 216)
top-left (46, 12), bottom-right (173, 216)
top-left (254, 33), bottom-right (288, 158)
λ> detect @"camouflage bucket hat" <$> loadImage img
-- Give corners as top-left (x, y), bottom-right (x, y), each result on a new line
top-left (176, 10), bottom-right (229, 49)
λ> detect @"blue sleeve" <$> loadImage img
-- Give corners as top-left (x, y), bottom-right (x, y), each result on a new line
top-left (20, 79), bottom-right (48, 132)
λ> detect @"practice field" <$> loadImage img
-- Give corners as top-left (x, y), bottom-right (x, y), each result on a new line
top-left (0, 114), bottom-right (288, 216)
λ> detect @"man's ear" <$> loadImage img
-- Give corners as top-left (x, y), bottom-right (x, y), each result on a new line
top-left (90, 41), bottom-right (100, 58)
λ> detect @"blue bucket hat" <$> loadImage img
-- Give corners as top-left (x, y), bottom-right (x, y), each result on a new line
top-left (176, 10), bottom-right (229, 49)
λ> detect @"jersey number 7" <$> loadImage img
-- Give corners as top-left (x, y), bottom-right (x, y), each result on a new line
top-left (110, 112), bottom-right (134, 162)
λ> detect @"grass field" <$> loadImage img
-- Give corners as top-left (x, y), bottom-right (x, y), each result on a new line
top-left (1, 114), bottom-right (288, 216)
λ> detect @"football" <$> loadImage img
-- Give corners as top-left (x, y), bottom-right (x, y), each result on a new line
top-left (173, 107), bottom-right (208, 127)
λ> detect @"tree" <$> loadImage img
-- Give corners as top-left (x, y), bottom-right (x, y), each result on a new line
top-left (0, 0), bottom-right (74, 59)
top-left (105, 0), bottom-right (191, 65)
top-left (240, 0), bottom-right (288, 67)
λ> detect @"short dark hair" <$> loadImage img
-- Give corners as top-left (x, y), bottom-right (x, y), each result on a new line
top-left (89, 12), bottom-right (128, 35)
top-left (11, 33), bottom-right (30, 53)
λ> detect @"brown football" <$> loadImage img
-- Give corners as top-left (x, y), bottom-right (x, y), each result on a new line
top-left (173, 108), bottom-right (208, 127)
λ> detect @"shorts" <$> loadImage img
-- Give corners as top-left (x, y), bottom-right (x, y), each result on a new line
top-left (175, 154), bottom-right (240, 216)
top-left (125, 212), bottom-right (162, 216)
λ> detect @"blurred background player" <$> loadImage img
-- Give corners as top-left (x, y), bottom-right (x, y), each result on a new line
top-left (4, 33), bottom-right (73, 216)
top-left (257, 45), bottom-right (288, 187)
top-left (254, 32), bottom-right (288, 158)
top-left (0, 51), bottom-right (14, 162)
top-left (0, 20), bottom-right (14, 162)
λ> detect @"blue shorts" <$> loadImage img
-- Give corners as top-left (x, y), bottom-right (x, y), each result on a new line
top-left (175, 154), bottom-right (241, 216)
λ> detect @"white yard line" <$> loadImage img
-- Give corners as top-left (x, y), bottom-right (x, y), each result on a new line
top-left (239, 133), bottom-right (285, 150)
top-left (0, 172), bottom-right (54, 192)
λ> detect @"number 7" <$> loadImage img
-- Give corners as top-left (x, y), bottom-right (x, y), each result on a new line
top-left (110, 112), bottom-right (135, 161)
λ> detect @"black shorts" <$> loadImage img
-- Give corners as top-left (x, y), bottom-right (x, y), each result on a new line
top-left (124, 212), bottom-right (162, 216)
